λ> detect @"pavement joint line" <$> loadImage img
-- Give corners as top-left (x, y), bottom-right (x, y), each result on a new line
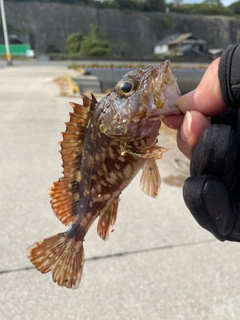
top-left (85, 238), bottom-right (216, 262)
top-left (0, 238), bottom-right (216, 276)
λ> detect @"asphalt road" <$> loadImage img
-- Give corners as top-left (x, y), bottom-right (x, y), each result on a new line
top-left (1, 63), bottom-right (240, 320)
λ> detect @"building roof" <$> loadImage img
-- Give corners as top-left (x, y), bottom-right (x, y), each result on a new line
top-left (155, 34), bottom-right (180, 46)
top-left (178, 44), bottom-right (205, 57)
top-left (155, 33), bottom-right (206, 48)
top-left (208, 48), bottom-right (223, 55)
top-left (168, 33), bottom-right (193, 46)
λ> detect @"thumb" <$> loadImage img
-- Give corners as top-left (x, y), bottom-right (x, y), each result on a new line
top-left (175, 58), bottom-right (227, 116)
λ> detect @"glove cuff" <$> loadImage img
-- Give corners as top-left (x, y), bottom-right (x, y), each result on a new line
top-left (219, 44), bottom-right (240, 109)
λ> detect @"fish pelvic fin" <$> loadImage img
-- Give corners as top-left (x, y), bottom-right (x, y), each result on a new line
top-left (97, 198), bottom-right (119, 241)
top-left (140, 157), bottom-right (161, 198)
top-left (50, 95), bottom-right (97, 226)
top-left (26, 232), bottom-right (84, 290)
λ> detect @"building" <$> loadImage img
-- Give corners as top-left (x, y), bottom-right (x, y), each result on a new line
top-left (154, 33), bottom-right (206, 56)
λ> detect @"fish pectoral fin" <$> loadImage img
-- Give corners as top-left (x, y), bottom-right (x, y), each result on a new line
top-left (97, 198), bottom-right (119, 241)
top-left (139, 145), bottom-right (168, 159)
top-left (26, 231), bottom-right (84, 290)
top-left (140, 158), bottom-right (161, 198)
top-left (121, 144), bottom-right (168, 159)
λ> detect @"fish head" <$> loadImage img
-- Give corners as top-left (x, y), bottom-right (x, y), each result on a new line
top-left (99, 60), bottom-right (181, 140)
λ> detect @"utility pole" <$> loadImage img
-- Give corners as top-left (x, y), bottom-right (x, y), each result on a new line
top-left (0, 0), bottom-right (12, 66)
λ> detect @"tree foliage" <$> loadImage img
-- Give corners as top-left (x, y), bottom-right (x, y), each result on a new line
top-left (65, 25), bottom-right (111, 57)
top-left (167, 0), bottom-right (233, 16)
top-left (229, 1), bottom-right (240, 14)
top-left (4, 0), bottom-right (239, 16)
top-left (5, 0), bottom-right (166, 12)
top-left (65, 32), bottom-right (83, 54)
top-left (103, 0), bottom-right (165, 11)
top-left (144, 0), bottom-right (166, 12)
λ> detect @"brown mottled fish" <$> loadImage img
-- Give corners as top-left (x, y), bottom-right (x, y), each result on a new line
top-left (26, 60), bottom-right (181, 289)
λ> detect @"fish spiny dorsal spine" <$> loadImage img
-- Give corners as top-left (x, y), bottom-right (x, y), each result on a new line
top-left (49, 94), bottom-right (97, 226)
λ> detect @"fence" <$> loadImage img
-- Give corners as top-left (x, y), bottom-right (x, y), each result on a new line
top-left (0, 44), bottom-right (31, 56)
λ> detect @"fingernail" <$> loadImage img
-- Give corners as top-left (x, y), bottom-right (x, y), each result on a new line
top-left (180, 111), bottom-right (192, 142)
top-left (174, 90), bottom-right (194, 111)
top-left (174, 96), bottom-right (183, 107)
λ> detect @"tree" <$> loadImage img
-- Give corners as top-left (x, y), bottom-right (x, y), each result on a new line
top-left (144, 0), bottom-right (166, 12)
top-left (65, 32), bottom-right (83, 54)
top-left (89, 24), bottom-right (104, 41)
top-left (229, 1), bottom-right (240, 14)
top-left (202, 0), bottom-right (222, 5)
top-left (108, 0), bottom-right (138, 10)
top-left (79, 24), bottom-right (110, 56)
top-left (65, 25), bottom-right (111, 57)
top-left (168, 0), bottom-right (233, 16)
top-left (200, 0), bottom-right (233, 15)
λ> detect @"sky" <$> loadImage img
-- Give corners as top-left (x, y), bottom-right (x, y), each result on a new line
top-left (174, 0), bottom-right (237, 6)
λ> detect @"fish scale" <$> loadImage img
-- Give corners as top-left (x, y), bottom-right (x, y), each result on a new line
top-left (26, 60), bottom-right (181, 289)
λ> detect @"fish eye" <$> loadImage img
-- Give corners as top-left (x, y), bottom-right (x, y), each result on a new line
top-left (118, 78), bottom-right (138, 97)
top-left (121, 81), bottom-right (134, 94)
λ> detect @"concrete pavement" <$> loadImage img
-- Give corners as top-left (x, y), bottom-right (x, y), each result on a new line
top-left (1, 63), bottom-right (240, 320)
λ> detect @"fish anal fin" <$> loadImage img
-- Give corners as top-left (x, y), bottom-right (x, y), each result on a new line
top-left (49, 179), bottom-right (80, 225)
top-left (97, 199), bottom-right (119, 241)
top-left (26, 232), bottom-right (84, 290)
top-left (140, 158), bottom-right (161, 198)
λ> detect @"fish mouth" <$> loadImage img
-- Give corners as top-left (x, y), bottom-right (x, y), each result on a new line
top-left (151, 60), bottom-right (181, 116)
top-left (153, 60), bottom-right (176, 87)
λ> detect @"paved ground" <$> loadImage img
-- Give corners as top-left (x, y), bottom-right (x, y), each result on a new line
top-left (1, 62), bottom-right (240, 320)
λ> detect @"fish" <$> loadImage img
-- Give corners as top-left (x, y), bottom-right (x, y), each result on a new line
top-left (26, 60), bottom-right (181, 289)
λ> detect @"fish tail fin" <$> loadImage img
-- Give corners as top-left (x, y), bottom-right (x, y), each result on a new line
top-left (26, 232), bottom-right (84, 289)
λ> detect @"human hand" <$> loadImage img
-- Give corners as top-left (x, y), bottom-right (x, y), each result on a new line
top-left (165, 45), bottom-right (240, 241)
top-left (163, 57), bottom-right (227, 159)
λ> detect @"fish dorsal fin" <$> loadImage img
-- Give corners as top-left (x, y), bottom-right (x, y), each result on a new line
top-left (140, 158), bottom-right (161, 198)
top-left (97, 198), bottom-right (119, 241)
top-left (50, 93), bottom-right (97, 225)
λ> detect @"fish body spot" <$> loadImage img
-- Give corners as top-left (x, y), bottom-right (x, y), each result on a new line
top-left (118, 156), bottom-right (125, 162)
top-left (74, 193), bottom-right (80, 201)
top-left (123, 164), bottom-right (132, 177)
top-left (96, 183), bottom-right (102, 193)
top-left (108, 147), bottom-right (115, 159)
top-left (97, 168), bottom-right (104, 176)
top-left (114, 163), bottom-right (121, 170)
top-left (102, 163), bottom-right (108, 174)
top-left (100, 179), bottom-right (107, 187)
top-left (75, 171), bottom-right (82, 182)
top-left (84, 189), bottom-right (90, 197)
top-left (95, 154), bottom-right (101, 162)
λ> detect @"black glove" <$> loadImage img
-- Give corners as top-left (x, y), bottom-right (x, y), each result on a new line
top-left (183, 44), bottom-right (240, 241)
